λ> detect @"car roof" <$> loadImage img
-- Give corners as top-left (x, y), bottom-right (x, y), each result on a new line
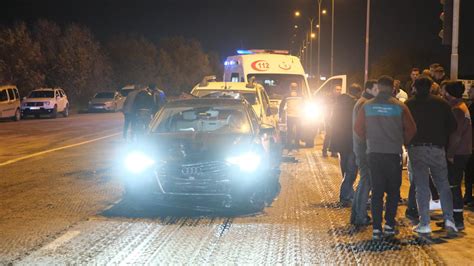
top-left (165, 98), bottom-right (247, 108)
top-left (33, 88), bottom-right (56, 91)
top-left (194, 82), bottom-right (260, 92)
top-left (0, 85), bottom-right (17, 90)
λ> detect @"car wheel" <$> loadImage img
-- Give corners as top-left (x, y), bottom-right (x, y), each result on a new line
top-left (50, 105), bottom-right (58, 118)
top-left (63, 105), bottom-right (69, 117)
top-left (233, 188), bottom-right (265, 213)
top-left (13, 108), bottom-right (21, 121)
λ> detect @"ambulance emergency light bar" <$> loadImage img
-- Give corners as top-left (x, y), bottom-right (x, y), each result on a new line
top-left (236, 49), bottom-right (290, 55)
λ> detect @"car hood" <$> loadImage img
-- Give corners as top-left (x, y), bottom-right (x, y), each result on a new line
top-left (89, 98), bottom-right (113, 104)
top-left (149, 132), bottom-right (255, 164)
top-left (23, 97), bottom-right (54, 103)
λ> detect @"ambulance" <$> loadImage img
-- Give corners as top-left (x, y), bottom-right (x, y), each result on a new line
top-left (223, 49), bottom-right (320, 147)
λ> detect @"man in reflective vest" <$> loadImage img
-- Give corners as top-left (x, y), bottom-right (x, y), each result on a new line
top-left (280, 82), bottom-right (303, 155)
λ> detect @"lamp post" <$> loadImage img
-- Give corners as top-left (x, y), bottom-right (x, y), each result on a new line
top-left (294, 11), bottom-right (316, 77)
top-left (364, 0), bottom-right (370, 83)
top-left (330, 0), bottom-right (334, 77)
top-left (316, 0), bottom-right (323, 83)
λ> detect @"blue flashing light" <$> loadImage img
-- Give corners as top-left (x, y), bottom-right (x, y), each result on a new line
top-left (237, 49), bottom-right (253, 55)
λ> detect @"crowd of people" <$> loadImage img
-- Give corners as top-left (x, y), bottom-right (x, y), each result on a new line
top-left (326, 64), bottom-right (473, 240)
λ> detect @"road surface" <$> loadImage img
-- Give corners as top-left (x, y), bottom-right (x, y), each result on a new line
top-left (1, 113), bottom-right (473, 264)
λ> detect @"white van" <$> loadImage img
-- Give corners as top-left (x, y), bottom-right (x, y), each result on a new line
top-left (0, 85), bottom-right (21, 121)
top-left (223, 50), bottom-right (317, 147)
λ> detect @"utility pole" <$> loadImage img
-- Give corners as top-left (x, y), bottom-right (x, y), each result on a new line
top-left (309, 19), bottom-right (314, 77)
top-left (330, 0), bottom-right (334, 77)
top-left (317, 0), bottom-right (322, 84)
top-left (364, 0), bottom-right (371, 84)
top-left (450, 0), bottom-right (460, 79)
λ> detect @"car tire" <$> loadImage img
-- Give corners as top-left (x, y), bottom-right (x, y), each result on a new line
top-left (233, 189), bottom-right (265, 213)
top-left (13, 108), bottom-right (21, 121)
top-left (50, 105), bottom-right (58, 118)
top-left (63, 105), bottom-right (69, 117)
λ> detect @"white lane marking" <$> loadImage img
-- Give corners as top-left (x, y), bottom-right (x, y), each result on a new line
top-left (40, 230), bottom-right (81, 251)
top-left (0, 132), bottom-right (120, 167)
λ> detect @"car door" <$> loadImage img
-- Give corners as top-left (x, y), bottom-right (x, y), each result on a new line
top-left (61, 90), bottom-right (69, 109)
top-left (6, 88), bottom-right (16, 117)
top-left (258, 88), bottom-right (276, 127)
top-left (0, 89), bottom-right (9, 117)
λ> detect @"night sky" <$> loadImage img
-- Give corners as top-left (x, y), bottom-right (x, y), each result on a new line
top-left (2, 0), bottom-right (472, 80)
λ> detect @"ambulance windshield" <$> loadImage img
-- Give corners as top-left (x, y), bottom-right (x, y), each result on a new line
top-left (248, 74), bottom-right (307, 99)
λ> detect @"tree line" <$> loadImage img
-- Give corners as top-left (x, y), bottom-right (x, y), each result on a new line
top-left (0, 20), bottom-right (222, 103)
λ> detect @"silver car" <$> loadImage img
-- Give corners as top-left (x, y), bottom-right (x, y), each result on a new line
top-left (88, 91), bottom-right (124, 112)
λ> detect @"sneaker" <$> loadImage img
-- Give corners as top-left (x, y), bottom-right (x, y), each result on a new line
top-left (413, 224), bottom-right (432, 234)
top-left (445, 220), bottom-right (459, 234)
top-left (455, 221), bottom-right (465, 231)
top-left (383, 225), bottom-right (398, 237)
top-left (429, 200), bottom-right (442, 211)
top-left (372, 229), bottom-right (383, 240)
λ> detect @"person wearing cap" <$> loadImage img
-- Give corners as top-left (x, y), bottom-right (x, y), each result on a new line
top-left (405, 77), bottom-right (458, 235)
top-left (280, 82), bottom-right (303, 155)
top-left (354, 75), bottom-right (417, 240)
top-left (443, 81), bottom-right (472, 230)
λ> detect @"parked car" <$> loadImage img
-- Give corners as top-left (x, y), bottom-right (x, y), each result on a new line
top-left (121, 98), bottom-right (281, 211)
top-left (0, 85), bottom-right (21, 121)
top-left (21, 88), bottom-right (69, 118)
top-left (88, 91), bottom-right (124, 112)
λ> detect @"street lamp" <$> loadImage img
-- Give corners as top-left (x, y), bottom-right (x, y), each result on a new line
top-left (295, 11), bottom-right (301, 17)
top-left (322, 9), bottom-right (327, 15)
top-left (311, 33), bottom-right (316, 39)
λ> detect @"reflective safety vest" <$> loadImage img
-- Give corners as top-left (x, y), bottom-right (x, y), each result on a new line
top-left (286, 96), bottom-right (303, 118)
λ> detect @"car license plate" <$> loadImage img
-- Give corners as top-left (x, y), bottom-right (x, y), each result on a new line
top-left (30, 107), bottom-right (40, 110)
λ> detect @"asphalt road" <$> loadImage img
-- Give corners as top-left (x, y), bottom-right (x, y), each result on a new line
top-left (0, 113), bottom-right (473, 264)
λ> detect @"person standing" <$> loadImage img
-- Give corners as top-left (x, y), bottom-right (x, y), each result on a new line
top-left (322, 85), bottom-right (342, 157)
top-left (405, 77), bottom-right (458, 234)
top-left (280, 83), bottom-right (303, 155)
top-left (394, 79), bottom-right (408, 102)
top-left (404, 68), bottom-right (420, 97)
top-left (350, 80), bottom-right (377, 226)
top-left (354, 75), bottom-right (417, 240)
top-left (330, 83), bottom-right (362, 206)
top-left (433, 66), bottom-right (448, 86)
top-left (444, 81), bottom-right (472, 230)
top-left (464, 86), bottom-right (474, 206)
top-left (122, 87), bottom-right (140, 140)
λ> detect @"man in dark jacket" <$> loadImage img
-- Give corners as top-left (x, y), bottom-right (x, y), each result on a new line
top-left (405, 77), bottom-right (458, 235)
top-left (330, 83), bottom-right (362, 206)
top-left (350, 80), bottom-right (377, 226)
top-left (444, 81), bottom-right (472, 230)
top-left (354, 75), bottom-right (417, 240)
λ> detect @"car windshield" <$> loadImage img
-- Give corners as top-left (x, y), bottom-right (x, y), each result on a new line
top-left (29, 91), bottom-right (54, 98)
top-left (194, 90), bottom-right (258, 105)
top-left (152, 105), bottom-right (251, 134)
top-left (248, 74), bottom-right (307, 99)
top-left (95, 92), bottom-right (115, 99)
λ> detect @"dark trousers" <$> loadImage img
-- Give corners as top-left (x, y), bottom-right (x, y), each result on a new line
top-left (322, 117), bottom-right (331, 152)
top-left (123, 113), bottom-right (135, 139)
top-left (368, 153), bottom-right (402, 230)
top-left (448, 155), bottom-right (470, 222)
top-left (339, 151), bottom-right (358, 202)
top-left (286, 117), bottom-right (301, 151)
top-left (464, 154), bottom-right (474, 201)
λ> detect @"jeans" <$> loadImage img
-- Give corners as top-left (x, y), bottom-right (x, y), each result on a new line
top-left (448, 155), bottom-right (470, 223)
top-left (286, 117), bottom-right (301, 151)
top-left (407, 158), bottom-right (418, 212)
top-left (123, 113), bottom-right (135, 139)
top-left (339, 151), bottom-right (358, 202)
top-left (368, 153), bottom-right (402, 231)
top-left (351, 141), bottom-right (371, 224)
top-left (408, 146), bottom-right (454, 226)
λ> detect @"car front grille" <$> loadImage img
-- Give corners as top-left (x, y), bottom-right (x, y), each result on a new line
top-left (156, 161), bottom-right (231, 194)
top-left (26, 102), bottom-right (43, 107)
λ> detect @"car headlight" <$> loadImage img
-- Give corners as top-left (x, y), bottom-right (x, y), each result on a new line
top-left (226, 152), bottom-right (261, 173)
top-left (304, 102), bottom-right (323, 121)
top-left (125, 152), bottom-right (155, 174)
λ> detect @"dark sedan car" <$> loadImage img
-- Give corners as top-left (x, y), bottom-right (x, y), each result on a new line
top-left (121, 98), bottom-right (281, 211)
